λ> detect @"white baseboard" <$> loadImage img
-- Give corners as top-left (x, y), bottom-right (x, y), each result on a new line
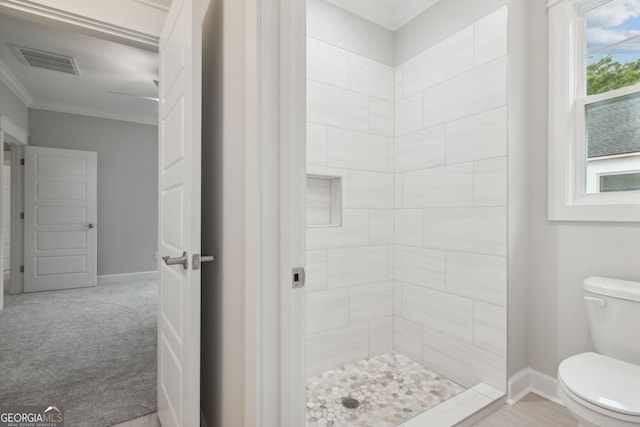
top-left (97, 271), bottom-right (158, 285)
top-left (507, 368), bottom-right (564, 406)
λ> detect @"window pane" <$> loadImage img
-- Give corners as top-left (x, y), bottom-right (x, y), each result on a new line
top-left (585, 92), bottom-right (640, 193)
top-left (586, 0), bottom-right (640, 95)
top-left (600, 173), bottom-right (640, 192)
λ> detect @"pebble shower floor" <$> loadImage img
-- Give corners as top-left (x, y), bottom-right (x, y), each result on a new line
top-left (305, 352), bottom-right (465, 426)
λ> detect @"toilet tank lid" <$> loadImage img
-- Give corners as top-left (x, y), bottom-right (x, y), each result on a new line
top-left (584, 276), bottom-right (640, 302)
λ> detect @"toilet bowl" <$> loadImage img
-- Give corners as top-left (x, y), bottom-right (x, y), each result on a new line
top-left (557, 277), bottom-right (640, 427)
top-left (558, 352), bottom-right (640, 427)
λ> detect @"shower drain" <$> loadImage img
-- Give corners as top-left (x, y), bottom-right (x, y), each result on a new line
top-left (341, 397), bottom-right (360, 409)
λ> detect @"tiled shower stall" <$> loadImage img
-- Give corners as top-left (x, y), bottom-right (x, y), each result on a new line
top-left (305, 2), bottom-right (508, 424)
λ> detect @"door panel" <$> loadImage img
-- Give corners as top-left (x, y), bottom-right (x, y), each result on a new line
top-left (24, 146), bottom-right (97, 293)
top-left (157, 0), bottom-right (203, 425)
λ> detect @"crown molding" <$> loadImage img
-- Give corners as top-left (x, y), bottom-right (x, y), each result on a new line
top-left (0, 0), bottom-right (160, 51)
top-left (0, 115), bottom-right (29, 145)
top-left (30, 102), bottom-right (158, 126)
top-left (0, 58), bottom-right (33, 107)
top-left (132, 0), bottom-right (169, 12)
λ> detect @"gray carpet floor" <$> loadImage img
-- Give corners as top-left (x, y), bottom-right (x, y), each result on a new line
top-left (0, 281), bottom-right (157, 427)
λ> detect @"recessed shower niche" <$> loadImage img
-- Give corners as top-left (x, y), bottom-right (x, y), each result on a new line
top-left (306, 175), bottom-right (342, 227)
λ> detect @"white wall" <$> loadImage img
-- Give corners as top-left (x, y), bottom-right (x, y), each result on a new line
top-left (28, 109), bottom-right (158, 276)
top-left (0, 78), bottom-right (28, 131)
top-left (305, 31), bottom-right (395, 375)
top-left (526, 0), bottom-right (640, 378)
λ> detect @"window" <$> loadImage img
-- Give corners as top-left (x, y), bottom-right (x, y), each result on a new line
top-left (548, 0), bottom-right (640, 221)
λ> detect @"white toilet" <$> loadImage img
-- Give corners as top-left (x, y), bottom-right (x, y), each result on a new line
top-left (558, 276), bottom-right (640, 427)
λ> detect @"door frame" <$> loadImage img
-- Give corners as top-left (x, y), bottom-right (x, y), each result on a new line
top-left (253, 0), bottom-right (306, 424)
top-left (0, 116), bottom-right (28, 308)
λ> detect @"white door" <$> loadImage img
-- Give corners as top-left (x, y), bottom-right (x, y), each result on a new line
top-left (157, 0), bottom-right (203, 425)
top-left (23, 146), bottom-right (97, 293)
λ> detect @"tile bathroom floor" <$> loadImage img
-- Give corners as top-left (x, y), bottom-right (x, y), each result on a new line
top-left (306, 352), bottom-right (465, 427)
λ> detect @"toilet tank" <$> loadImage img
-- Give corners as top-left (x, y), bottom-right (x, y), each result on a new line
top-left (583, 276), bottom-right (640, 365)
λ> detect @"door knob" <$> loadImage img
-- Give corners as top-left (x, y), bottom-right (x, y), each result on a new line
top-left (87, 223), bottom-right (95, 229)
top-left (162, 252), bottom-right (189, 270)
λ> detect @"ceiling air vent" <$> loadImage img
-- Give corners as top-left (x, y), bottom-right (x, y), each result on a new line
top-left (13, 46), bottom-right (79, 76)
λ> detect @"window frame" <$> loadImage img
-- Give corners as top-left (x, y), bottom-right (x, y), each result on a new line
top-left (548, 0), bottom-right (640, 221)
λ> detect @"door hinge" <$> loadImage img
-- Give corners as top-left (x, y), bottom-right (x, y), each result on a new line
top-left (20, 265), bottom-right (24, 273)
top-left (292, 267), bottom-right (305, 289)
top-left (20, 212), bottom-right (24, 219)
top-left (20, 158), bottom-right (24, 165)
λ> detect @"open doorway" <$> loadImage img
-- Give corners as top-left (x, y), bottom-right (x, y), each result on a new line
top-left (0, 10), bottom-right (160, 427)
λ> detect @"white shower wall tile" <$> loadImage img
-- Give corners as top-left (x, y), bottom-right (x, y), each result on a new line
top-left (474, 156), bottom-right (507, 207)
top-left (305, 10), bottom-right (508, 385)
top-left (350, 53), bottom-right (395, 101)
top-left (306, 249), bottom-right (328, 293)
top-left (401, 25), bottom-right (474, 98)
top-left (395, 93), bottom-right (423, 136)
top-left (369, 209), bottom-right (394, 245)
top-left (394, 174), bottom-right (403, 207)
top-left (349, 171), bottom-right (394, 209)
top-left (394, 126), bottom-right (446, 173)
top-left (421, 57), bottom-right (507, 129)
top-left (306, 209), bottom-right (369, 250)
top-left (306, 322), bottom-right (369, 376)
top-left (394, 209), bottom-right (422, 247)
top-left (402, 163), bottom-right (474, 208)
top-left (394, 316), bottom-right (422, 363)
top-left (306, 288), bottom-right (349, 335)
top-left (402, 284), bottom-right (473, 344)
top-left (473, 301), bottom-right (507, 357)
top-left (446, 251), bottom-right (507, 307)
top-left (446, 107), bottom-right (507, 165)
top-left (474, 6), bottom-right (508, 67)
top-left (421, 326), bottom-right (506, 391)
top-left (305, 40), bottom-right (398, 374)
top-left (394, 245), bottom-right (445, 290)
top-left (327, 127), bottom-right (389, 172)
top-left (368, 316), bottom-right (394, 356)
top-left (327, 246), bottom-right (389, 288)
top-left (393, 281), bottom-right (402, 314)
top-left (370, 98), bottom-right (395, 138)
top-left (306, 123), bottom-right (328, 166)
top-left (307, 37), bottom-right (350, 89)
top-left (349, 281), bottom-right (394, 323)
top-left (395, 67), bottom-right (404, 102)
top-left (307, 80), bottom-right (370, 132)
top-left (422, 207), bottom-right (507, 256)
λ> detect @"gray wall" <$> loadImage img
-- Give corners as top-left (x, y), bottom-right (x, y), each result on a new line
top-left (526, 0), bottom-right (640, 377)
top-left (28, 109), bottom-right (158, 276)
top-left (0, 78), bottom-right (28, 131)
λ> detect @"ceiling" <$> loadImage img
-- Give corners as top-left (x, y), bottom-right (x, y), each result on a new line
top-left (0, 12), bottom-right (160, 125)
top-left (324, 0), bottom-right (441, 31)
